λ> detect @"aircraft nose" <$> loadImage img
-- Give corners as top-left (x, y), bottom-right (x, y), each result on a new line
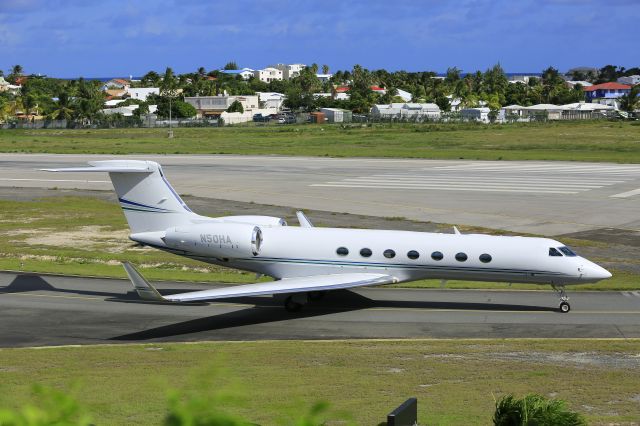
top-left (583, 263), bottom-right (612, 280)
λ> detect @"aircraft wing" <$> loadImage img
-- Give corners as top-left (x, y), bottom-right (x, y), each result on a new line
top-left (123, 262), bottom-right (396, 303)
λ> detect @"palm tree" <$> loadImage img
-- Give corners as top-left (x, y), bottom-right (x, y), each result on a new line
top-left (619, 85), bottom-right (640, 113)
top-left (11, 65), bottom-right (23, 76)
top-left (49, 92), bottom-right (74, 120)
top-left (322, 64), bottom-right (329, 74)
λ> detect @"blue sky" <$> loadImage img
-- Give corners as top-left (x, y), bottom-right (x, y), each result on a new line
top-left (1, 0), bottom-right (638, 77)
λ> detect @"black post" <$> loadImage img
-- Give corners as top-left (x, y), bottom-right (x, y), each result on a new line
top-left (387, 397), bottom-right (417, 426)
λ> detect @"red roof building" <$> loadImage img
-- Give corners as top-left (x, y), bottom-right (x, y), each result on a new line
top-left (583, 82), bottom-right (631, 92)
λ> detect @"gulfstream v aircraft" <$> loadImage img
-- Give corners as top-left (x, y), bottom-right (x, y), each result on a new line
top-left (45, 160), bottom-right (612, 313)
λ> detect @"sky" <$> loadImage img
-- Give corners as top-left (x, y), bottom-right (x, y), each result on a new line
top-left (0, 0), bottom-right (638, 78)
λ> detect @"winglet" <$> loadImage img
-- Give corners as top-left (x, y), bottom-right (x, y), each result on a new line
top-left (296, 211), bottom-right (314, 228)
top-left (122, 262), bottom-right (167, 302)
top-left (453, 226), bottom-right (461, 235)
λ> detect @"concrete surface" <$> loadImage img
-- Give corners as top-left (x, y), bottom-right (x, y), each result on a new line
top-left (1, 154), bottom-right (639, 235)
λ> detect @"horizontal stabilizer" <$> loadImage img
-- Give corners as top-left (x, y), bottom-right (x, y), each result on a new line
top-left (121, 262), bottom-right (396, 303)
top-left (42, 160), bottom-right (152, 173)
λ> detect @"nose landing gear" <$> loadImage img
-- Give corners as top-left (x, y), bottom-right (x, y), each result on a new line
top-left (552, 285), bottom-right (570, 313)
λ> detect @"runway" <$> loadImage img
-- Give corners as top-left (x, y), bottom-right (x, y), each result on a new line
top-left (1, 154), bottom-right (640, 235)
top-left (1, 272), bottom-right (639, 347)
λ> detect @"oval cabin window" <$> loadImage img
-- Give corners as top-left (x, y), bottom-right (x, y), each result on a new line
top-left (431, 251), bottom-right (443, 261)
top-left (360, 248), bottom-right (372, 257)
top-left (383, 249), bottom-right (396, 259)
top-left (407, 250), bottom-right (419, 260)
top-left (455, 252), bottom-right (468, 262)
top-left (479, 253), bottom-right (492, 263)
top-left (336, 247), bottom-right (349, 256)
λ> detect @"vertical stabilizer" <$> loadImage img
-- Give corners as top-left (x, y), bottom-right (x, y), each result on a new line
top-left (43, 160), bottom-right (198, 233)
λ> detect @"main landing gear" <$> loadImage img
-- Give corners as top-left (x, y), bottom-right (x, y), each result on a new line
top-left (552, 285), bottom-right (570, 313)
top-left (283, 291), bottom-right (327, 312)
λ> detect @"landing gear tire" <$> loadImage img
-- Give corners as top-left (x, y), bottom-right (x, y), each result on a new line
top-left (552, 284), bottom-right (571, 313)
top-left (284, 296), bottom-right (303, 313)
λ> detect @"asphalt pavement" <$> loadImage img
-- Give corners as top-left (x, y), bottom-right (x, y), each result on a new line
top-left (1, 272), bottom-right (638, 348)
top-left (1, 154), bottom-right (639, 235)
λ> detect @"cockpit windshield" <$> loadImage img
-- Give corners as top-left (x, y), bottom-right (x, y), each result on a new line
top-left (549, 246), bottom-right (578, 257)
top-left (558, 246), bottom-right (577, 257)
top-left (549, 247), bottom-right (563, 257)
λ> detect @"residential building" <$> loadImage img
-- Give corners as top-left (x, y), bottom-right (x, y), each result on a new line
top-left (525, 104), bottom-right (564, 120)
top-left (105, 89), bottom-right (126, 99)
top-left (371, 103), bottom-right (440, 120)
top-left (0, 76), bottom-right (9, 92)
top-left (617, 75), bottom-right (640, 86)
top-left (184, 95), bottom-right (259, 118)
top-left (126, 87), bottom-right (160, 101)
top-left (583, 82), bottom-right (631, 103)
top-left (565, 81), bottom-right (593, 88)
top-left (101, 104), bottom-right (157, 117)
top-left (254, 67), bottom-right (284, 83)
top-left (256, 92), bottom-right (285, 111)
top-left (316, 73), bottom-right (333, 82)
top-left (219, 68), bottom-right (254, 80)
top-left (273, 63), bottom-right (306, 80)
top-left (461, 107), bottom-right (491, 123)
top-left (101, 78), bottom-right (130, 91)
top-left (314, 92), bottom-right (350, 101)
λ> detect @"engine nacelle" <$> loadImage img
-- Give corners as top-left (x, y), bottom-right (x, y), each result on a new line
top-left (219, 215), bottom-right (287, 227)
top-left (164, 222), bottom-right (263, 258)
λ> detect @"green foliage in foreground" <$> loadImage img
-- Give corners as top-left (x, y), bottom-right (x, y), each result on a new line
top-left (1, 121), bottom-right (639, 163)
top-left (493, 394), bottom-right (586, 426)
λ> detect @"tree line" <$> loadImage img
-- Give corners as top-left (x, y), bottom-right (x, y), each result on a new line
top-left (1, 62), bottom-right (638, 125)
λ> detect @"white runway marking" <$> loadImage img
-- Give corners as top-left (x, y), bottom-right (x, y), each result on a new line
top-left (610, 189), bottom-right (640, 198)
top-left (622, 291), bottom-right (640, 298)
top-left (0, 178), bottom-right (110, 183)
top-left (434, 163), bottom-right (640, 175)
top-left (313, 167), bottom-right (631, 194)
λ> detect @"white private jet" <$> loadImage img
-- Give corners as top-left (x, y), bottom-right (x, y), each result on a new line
top-left (45, 160), bottom-right (612, 313)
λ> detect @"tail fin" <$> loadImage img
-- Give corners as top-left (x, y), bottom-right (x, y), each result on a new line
top-left (43, 160), bottom-right (197, 233)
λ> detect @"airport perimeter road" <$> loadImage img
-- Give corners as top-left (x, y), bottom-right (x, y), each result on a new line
top-left (1, 154), bottom-right (640, 235)
top-left (1, 272), bottom-right (639, 347)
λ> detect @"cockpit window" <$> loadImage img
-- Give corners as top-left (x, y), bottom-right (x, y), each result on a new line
top-left (549, 247), bottom-right (563, 257)
top-left (559, 246), bottom-right (577, 257)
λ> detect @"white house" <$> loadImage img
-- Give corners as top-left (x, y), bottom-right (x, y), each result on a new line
top-left (0, 76), bottom-right (9, 92)
top-left (126, 87), bottom-right (159, 101)
top-left (254, 67), bottom-right (284, 83)
top-left (257, 92), bottom-right (285, 111)
top-left (566, 81), bottom-right (593, 88)
top-left (101, 78), bottom-right (130, 91)
top-left (617, 75), bottom-right (640, 86)
top-left (316, 73), bottom-right (332, 82)
top-left (184, 95), bottom-right (260, 118)
top-left (220, 68), bottom-right (255, 80)
top-left (524, 104), bottom-right (563, 120)
top-left (371, 103), bottom-right (440, 119)
top-left (461, 107), bottom-right (491, 123)
top-left (273, 63), bottom-right (306, 80)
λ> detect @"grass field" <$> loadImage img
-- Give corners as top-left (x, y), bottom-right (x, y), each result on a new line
top-left (1, 121), bottom-right (639, 162)
top-left (0, 339), bottom-right (638, 425)
top-left (0, 194), bottom-right (637, 290)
